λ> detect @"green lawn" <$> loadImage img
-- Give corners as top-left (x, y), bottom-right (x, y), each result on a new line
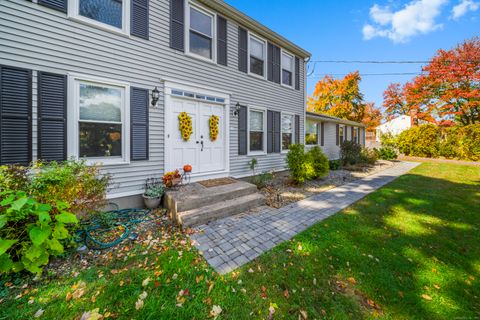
top-left (1, 162), bottom-right (479, 319)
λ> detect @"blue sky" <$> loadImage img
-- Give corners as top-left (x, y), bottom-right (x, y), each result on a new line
top-left (225, 0), bottom-right (479, 110)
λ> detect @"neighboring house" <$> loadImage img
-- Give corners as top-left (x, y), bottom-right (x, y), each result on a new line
top-left (305, 112), bottom-right (366, 159)
top-left (375, 115), bottom-right (414, 142)
top-left (0, 0), bottom-right (310, 207)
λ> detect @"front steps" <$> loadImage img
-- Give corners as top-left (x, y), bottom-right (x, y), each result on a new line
top-left (164, 179), bottom-right (265, 227)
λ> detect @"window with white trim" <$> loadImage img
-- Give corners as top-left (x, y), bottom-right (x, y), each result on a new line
top-left (249, 35), bottom-right (266, 77)
top-left (72, 78), bottom-right (129, 163)
top-left (305, 119), bottom-right (318, 145)
top-left (281, 51), bottom-right (294, 87)
top-left (188, 5), bottom-right (215, 60)
top-left (339, 126), bottom-right (344, 144)
top-left (281, 113), bottom-right (294, 151)
top-left (70, 0), bottom-right (130, 33)
top-left (353, 127), bottom-right (358, 144)
top-left (249, 108), bottom-right (266, 153)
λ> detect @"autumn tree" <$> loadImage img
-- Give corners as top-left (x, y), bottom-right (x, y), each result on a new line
top-left (383, 37), bottom-right (480, 126)
top-left (362, 102), bottom-right (382, 132)
top-left (307, 71), bottom-right (366, 122)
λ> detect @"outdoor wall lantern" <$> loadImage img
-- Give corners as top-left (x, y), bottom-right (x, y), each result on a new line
top-left (234, 102), bottom-right (243, 116)
top-left (151, 87), bottom-right (160, 107)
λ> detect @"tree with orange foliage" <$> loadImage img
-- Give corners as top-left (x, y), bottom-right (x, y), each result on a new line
top-left (383, 37), bottom-right (480, 126)
top-left (307, 71), bottom-right (366, 122)
top-left (362, 102), bottom-right (382, 132)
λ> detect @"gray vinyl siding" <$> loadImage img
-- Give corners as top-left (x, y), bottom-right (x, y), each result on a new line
top-left (305, 118), bottom-right (365, 160)
top-left (0, 0), bottom-right (306, 196)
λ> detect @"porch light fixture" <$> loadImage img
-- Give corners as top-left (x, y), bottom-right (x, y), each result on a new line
top-left (234, 102), bottom-right (243, 116)
top-left (151, 86), bottom-right (160, 107)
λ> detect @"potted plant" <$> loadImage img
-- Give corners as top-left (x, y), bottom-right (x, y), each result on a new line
top-left (143, 178), bottom-right (165, 209)
top-left (162, 169), bottom-right (182, 188)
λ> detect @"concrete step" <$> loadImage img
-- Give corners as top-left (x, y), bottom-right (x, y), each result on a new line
top-left (164, 180), bottom-right (258, 214)
top-left (176, 193), bottom-right (265, 227)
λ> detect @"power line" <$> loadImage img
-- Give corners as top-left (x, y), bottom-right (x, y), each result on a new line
top-left (309, 60), bottom-right (431, 64)
top-left (309, 72), bottom-right (422, 77)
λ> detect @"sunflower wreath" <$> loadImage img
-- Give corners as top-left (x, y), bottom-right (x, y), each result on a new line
top-left (209, 115), bottom-right (219, 141)
top-left (178, 112), bottom-right (193, 141)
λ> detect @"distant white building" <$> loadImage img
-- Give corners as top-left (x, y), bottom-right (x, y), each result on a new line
top-left (375, 115), bottom-right (413, 142)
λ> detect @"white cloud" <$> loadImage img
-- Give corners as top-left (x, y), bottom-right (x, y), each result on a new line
top-left (451, 0), bottom-right (479, 19)
top-left (362, 0), bottom-right (448, 43)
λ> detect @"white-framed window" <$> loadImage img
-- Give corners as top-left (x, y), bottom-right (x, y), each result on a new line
top-left (69, 0), bottom-right (130, 34)
top-left (339, 126), bottom-right (345, 145)
top-left (248, 107), bottom-right (267, 154)
top-left (248, 33), bottom-right (267, 78)
top-left (281, 112), bottom-right (295, 151)
top-left (186, 3), bottom-right (216, 62)
top-left (281, 50), bottom-right (294, 87)
top-left (68, 75), bottom-right (130, 165)
top-left (353, 127), bottom-right (358, 144)
top-left (305, 119), bottom-right (318, 145)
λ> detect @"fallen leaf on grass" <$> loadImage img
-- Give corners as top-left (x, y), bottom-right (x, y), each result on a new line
top-left (135, 299), bottom-right (144, 310)
top-left (434, 284), bottom-right (441, 290)
top-left (142, 277), bottom-right (151, 287)
top-left (34, 309), bottom-right (44, 318)
top-left (422, 294), bottom-right (432, 301)
top-left (80, 308), bottom-right (103, 320)
top-left (139, 291), bottom-right (148, 300)
top-left (347, 277), bottom-right (357, 285)
top-left (299, 309), bottom-right (308, 319)
top-left (210, 305), bottom-right (222, 319)
top-left (283, 289), bottom-right (289, 298)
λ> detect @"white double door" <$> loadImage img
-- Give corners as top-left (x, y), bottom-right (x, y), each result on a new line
top-left (169, 97), bottom-right (226, 176)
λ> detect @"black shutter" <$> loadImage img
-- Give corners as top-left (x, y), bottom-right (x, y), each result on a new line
top-left (267, 110), bottom-right (273, 153)
top-left (238, 105), bottom-right (247, 155)
top-left (273, 111), bottom-right (281, 153)
top-left (267, 110), bottom-right (280, 153)
top-left (238, 27), bottom-right (248, 73)
top-left (217, 16), bottom-right (227, 66)
top-left (295, 57), bottom-right (300, 90)
top-left (267, 43), bottom-right (280, 84)
top-left (131, 87), bottom-right (149, 161)
top-left (321, 122), bottom-right (325, 146)
top-left (131, 0), bottom-right (149, 39)
top-left (38, 72), bottom-right (67, 162)
top-left (336, 124), bottom-right (339, 146)
top-left (170, 0), bottom-right (184, 51)
top-left (0, 66), bottom-right (32, 166)
top-left (38, 0), bottom-right (67, 13)
top-left (295, 114), bottom-right (300, 144)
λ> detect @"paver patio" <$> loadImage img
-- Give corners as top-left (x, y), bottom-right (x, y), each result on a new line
top-left (190, 161), bottom-right (420, 274)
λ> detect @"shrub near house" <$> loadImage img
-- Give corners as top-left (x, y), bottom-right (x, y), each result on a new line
top-left (286, 144), bottom-right (329, 184)
top-left (0, 160), bottom-right (110, 274)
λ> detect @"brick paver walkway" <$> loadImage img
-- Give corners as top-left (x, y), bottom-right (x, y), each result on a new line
top-left (190, 161), bottom-right (420, 274)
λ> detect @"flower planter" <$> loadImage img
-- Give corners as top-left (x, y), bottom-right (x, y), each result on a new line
top-left (143, 194), bottom-right (162, 209)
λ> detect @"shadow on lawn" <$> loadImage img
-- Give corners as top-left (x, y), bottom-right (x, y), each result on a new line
top-left (320, 172), bottom-right (480, 318)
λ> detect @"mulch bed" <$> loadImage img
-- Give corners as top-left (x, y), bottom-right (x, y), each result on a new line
top-left (260, 161), bottom-right (397, 208)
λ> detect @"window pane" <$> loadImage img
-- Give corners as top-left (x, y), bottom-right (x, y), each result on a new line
top-left (282, 133), bottom-right (292, 150)
top-left (282, 70), bottom-right (292, 86)
top-left (250, 37), bottom-right (264, 59)
top-left (79, 83), bottom-right (122, 122)
top-left (190, 7), bottom-right (212, 36)
top-left (250, 132), bottom-right (263, 151)
top-left (79, 0), bottom-right (123, 28)
top-left (282, 54), bottom-right (293, 71)
top-left (79, 122), bottom-right (122, 158)
top-left (249, 110), bottom-right (263, 131)
top-left (250, 56), bottom-right (264, 76)
top-left (189, 31), bottom-right (212, 59)
top-left (282, 115), bottom-right (293, 133)
top-left (305, 120), bottom-right (318, 145)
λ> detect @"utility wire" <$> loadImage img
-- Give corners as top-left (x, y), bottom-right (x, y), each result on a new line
top-left (310, 72), bottom-right (422, 77)
top-left (308, 60), bottom-right (479, 64)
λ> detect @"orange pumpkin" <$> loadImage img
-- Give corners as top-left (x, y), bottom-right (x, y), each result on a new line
top-left (183, 164), bottom-right (192, 173)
